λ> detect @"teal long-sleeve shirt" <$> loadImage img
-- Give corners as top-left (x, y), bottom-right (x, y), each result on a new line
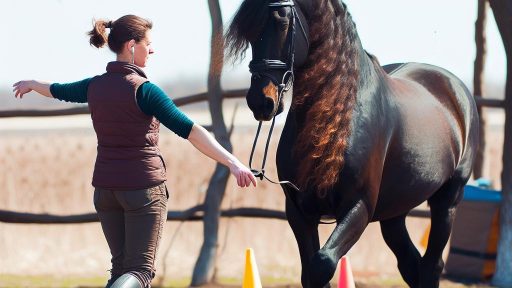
top-left (50, 78), bottom-right (194, 139)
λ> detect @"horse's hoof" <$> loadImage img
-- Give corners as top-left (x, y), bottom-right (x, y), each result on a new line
top-left (308, 251), bottom-right (337, 287)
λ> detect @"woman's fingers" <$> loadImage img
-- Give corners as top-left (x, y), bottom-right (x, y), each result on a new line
top-left (239, 172), bottom-right (247, 187)
top-left (243, 173), bottom-right (249, 187)
top-left (249, 172), bottom-right (257, 187)
top-left (12, 82), bottom-right (26, 98)
top-left (237, 173), bottom-right (242, 187)
top-left (239, 171), bottom-right (256, 188)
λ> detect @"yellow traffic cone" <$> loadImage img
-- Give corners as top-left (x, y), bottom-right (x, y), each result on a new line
top-left (420, 223), bottom-right (431, 250)
top-left (242, 248), bottom-right (262, 288)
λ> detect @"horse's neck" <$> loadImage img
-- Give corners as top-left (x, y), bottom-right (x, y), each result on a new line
top-left (356, 45), bottom-right (385, 97)
top-left (292, 15), bottom-right (380, 115)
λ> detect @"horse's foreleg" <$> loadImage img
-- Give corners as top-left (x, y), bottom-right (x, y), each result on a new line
top-left (285, 197), bottom-right (321, 288)
top-left (309, 200), bottom-right (370, 287)
top-left (380, 214), bottom-right (421, 288)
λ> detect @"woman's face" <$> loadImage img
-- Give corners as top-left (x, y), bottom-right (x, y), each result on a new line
top-left (133, 30), bottom-right (153, 68)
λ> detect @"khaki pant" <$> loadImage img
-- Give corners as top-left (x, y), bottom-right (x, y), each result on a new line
top-left (94, 183), bottom-right (169, 287)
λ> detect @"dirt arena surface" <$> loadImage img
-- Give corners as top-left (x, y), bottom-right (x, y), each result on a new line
top-left (0, 103), bottom-right (504, 287)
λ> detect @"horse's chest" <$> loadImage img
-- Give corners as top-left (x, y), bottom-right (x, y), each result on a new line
top-left (293, 190), bottom-right (338, 220)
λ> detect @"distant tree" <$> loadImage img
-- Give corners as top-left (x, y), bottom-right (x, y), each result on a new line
top-left (488, 0), bottom-right (512, 286)
top-left (191, 0), bottom-right (229, 286)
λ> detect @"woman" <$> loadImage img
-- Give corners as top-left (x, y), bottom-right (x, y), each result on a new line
top-left (13, 15), bottom-right (256, 288)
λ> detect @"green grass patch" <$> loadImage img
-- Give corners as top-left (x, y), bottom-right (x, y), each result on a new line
top-left (0, 274), bottom-right (107, 288)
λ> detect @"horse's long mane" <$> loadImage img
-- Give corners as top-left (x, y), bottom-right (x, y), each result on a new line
top-left (293, 0), bottom-right (360, 197)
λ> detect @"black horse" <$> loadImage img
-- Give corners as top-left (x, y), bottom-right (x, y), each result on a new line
top-left (226, 0), bottom-right (479, 287)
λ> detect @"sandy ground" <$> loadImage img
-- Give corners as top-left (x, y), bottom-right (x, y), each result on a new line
top-left (0, 102), bottom-right (504, 287)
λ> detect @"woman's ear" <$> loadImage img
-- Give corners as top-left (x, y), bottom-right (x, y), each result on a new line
top-left (125, 39), bottom-right (136, 53)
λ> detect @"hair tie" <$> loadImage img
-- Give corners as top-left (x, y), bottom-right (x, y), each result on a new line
top-left (105, 21), bottom-right (113, 29)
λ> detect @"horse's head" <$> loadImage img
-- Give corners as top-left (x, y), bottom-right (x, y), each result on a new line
top-left (226, 0), bottom-right (310, 121)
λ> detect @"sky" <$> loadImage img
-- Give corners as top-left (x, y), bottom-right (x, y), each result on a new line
top-left (1, 0), bottom-right (507, 100)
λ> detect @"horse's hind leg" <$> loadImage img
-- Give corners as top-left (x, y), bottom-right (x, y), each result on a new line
top-left (420, 177), bottom-right (465, 288)
top-left (380, 214), bottom-right (421, 287)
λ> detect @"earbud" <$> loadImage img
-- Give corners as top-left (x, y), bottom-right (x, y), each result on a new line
top-left (131, 46), bottom-right (135, 64)
top-left (131, 46), bottom-right (135, 54)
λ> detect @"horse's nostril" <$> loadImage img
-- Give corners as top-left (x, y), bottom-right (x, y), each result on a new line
top-left (264, 97), bottom-right (275, 111)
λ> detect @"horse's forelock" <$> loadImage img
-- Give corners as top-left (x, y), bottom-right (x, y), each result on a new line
top-left (225, 0), bottom-right (271, 61)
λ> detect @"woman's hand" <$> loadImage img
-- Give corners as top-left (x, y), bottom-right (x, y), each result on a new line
top-left (12, 80), bottom-right (53, 98)
top-left (228, 160), bottom-right (257, 188)
top-left (12, 81), bottom-right (33, 98)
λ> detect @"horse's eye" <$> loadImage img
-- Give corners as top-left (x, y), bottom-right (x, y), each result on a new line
top-left (277, 7), bottom-right (288, 17)
top-left (273, 9), bottom-right (291, 27)
top-left (272, 7), bottom-right (289, 18)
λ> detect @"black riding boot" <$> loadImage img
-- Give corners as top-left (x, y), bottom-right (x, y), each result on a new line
top-left (109, 273), bottom-right (142, 288)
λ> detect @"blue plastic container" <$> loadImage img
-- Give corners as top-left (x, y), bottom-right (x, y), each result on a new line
top-left (463, 185), bottom-right (502, 203)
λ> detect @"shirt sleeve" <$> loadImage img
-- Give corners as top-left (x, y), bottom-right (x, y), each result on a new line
top-left (136, 82), bottom-right (194, 139)
top-left (49, 78), bottom-right (91, 103)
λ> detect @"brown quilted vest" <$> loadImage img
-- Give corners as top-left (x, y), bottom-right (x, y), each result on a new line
top-left (87, 61), bottom-right (166, 190)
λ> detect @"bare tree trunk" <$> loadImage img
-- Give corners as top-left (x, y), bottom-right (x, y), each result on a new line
top-left (473, 0), bottom-right (488, 178)
top-left (191, 0), bottom-right (228, 286)
top-left (488, 0), bottom-right (512, 286)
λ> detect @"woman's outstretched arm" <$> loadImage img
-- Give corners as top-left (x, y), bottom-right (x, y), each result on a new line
top-left (187, 124), bottom-right (257, 188)
top-left (137, 82), bottom-right (257, 188)
top-left (13, 79), bottom-right (91, 103)
top-left (13, 80), bottom-right (53, 98)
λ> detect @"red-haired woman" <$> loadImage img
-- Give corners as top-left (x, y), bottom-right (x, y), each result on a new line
top-left (13, 15), bottom-right (256, 288)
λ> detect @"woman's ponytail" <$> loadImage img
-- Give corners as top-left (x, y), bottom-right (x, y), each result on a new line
top-left (87, 15), bottom-right (152, 54)
top-left (88, 19), bottom-right (111, 48)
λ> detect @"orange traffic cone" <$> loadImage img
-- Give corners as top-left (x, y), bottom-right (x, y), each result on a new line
top-left (338, 256), bottom-right (356, 288)
top-left (242, 248), bottom-right (262, 288)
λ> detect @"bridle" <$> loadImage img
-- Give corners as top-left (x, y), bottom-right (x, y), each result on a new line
top-left (248, 0), bottom-right (309, 193)
top-left (248, 0), bottom-right (337, 225)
